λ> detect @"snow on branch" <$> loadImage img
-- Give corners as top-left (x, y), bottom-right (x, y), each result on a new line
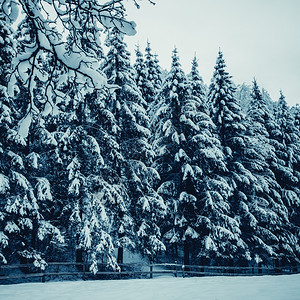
top-left (4, 0), bottom-right (142, 137)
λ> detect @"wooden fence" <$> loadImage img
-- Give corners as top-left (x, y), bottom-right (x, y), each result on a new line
top-left (1, 262), bottom-right (299, 284)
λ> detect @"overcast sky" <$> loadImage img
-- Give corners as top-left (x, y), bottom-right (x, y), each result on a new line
top-left (124, 0), bottom-right (300, 107)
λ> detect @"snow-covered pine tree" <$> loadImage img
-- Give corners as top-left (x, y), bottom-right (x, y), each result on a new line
top-left (187, 55), bottom-right (207, 103)
top-left (274, 92), bottom-right (299, 191)
top-left (185, 55), bottom-right (247, 265)
top-left (153, 53), bottom-right (163, 94)
top-left (208, 53), bottom-right (296, 266)
top-left (228, 82), bottom-right (285, 266)
top-left (0, 10), bottom-right (17, 264)
top-left (151, 48), bottom-right (196, 265)
top-left (103, 27), bottom-right (166, 264)
top-left (151, 49), bottom-right (242, 265)
top-left (235, 83), bottom-right (276, 115)
top-left (235, 83), bottom-right (252, 113)
top-left (43, 81), bottom-right (122, 273)
top-left (83, 88), bottom-right (132, 271)
top-left (32, 34), bottom-right (131, 272)
top-left (208, 50), bottom-right (246, 148)
top-left (293, 104), bottom-right (300, 130)
top-left (206, 51), bottom-right (254, 265)
top-left (0, 14), bottom-right (63, 267)
top-left (244, 81), bottom-right (300, 265)
top-left (134, 45), bottom-right (150, 108)
top-left (134, 44), bottom-right (162, 109)
top-left (143, 41), bottom-right (157, 104)
top-left (273, 92), bottom-right (300, 259)
top-left (291, 104), bottom-right (300, 198)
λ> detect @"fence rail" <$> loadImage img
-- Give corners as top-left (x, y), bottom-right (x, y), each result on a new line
top-left (1, 262), bottom-right (299, 284)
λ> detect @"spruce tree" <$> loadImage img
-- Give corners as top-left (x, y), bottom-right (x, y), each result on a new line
top-left (245, 81), bottom-right (299, 265)
top-left (153, 53), bottom-right (163, 94)
top-left (144, 41), bottom-right (157, 104)
top-left (134, 45), bottom-right (150, 108)
top-left (0, 12), bottom-right (18, 263)
top-left (103, 28), bottom-right (166, 263)
top-left (274, 92), bottom-right (300, 259)
top-left (152, 49), bottom-right (243, 265)
top-left (293, 104), bottom-right (300, 130)
top-left (0, 15), bottom-right (63, 267)
top-left (208, 50), bottom-right (245, 149)
top-left (187, 56), bottom-right (206, 103)
top-left (187, 55), bottom-right (246, 265)
top-left (151, 48), bottom-right (195, 265)
top-left (275, 92), bottom-right (299, 192)
top-left (207, 51), bottom-right (254, 265)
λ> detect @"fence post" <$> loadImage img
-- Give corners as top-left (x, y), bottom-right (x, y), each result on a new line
top-left (258, 262), bottom-right (262, 274)
top-left (82, 262), bottom-right (86, 280)
top-left (150, 264), bottom-right (153, 279)
top-left (41, 267), bottom-right (46, 283)
top-left (174, 261), bottom-right (177, 277)
top-left (274, 259), bottom-right (280, 274)
top-left (182, 265), bottom-right (185, 278)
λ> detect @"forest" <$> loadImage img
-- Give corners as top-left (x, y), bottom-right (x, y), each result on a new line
top-left (0, 0), bottom-right (300, 274)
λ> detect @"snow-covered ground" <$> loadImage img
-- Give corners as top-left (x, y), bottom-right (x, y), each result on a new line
top-left (1, 274), bottom-right (299, 300)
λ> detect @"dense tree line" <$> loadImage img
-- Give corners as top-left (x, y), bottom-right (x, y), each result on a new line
top-left (1, 1), bottom-right (300, 273)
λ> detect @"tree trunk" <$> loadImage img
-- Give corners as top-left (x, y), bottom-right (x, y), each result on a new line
top-left (274, 258), bottom-right (280, 274)
top-left (76, 248), bottom-right (84, 272)
top-left (117, 246), bottom-right (124, 265)
top-left (117, 210), bottom-right (124, 267)
top-left (229, 258), bottom-right (234, 274)
top-left (258, 262), bottom-right (262, 274)
top-left (184, 240), bottom-right (189, 267)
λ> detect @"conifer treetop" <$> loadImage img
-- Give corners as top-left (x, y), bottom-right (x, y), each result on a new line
top-left (188, 55), bottom-right (206, 102)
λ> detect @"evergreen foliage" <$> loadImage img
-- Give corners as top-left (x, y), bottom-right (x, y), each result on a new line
top-left (151, 48), bottom-right (199, 264)
top-left (0, 15), bottom-right (63, 267)
top-left (144, 41), bottom-right (157, 103)
top-left (244, 81), bottom-right (300, 264)
top-left (0, 3), bottom-right (300, 272)
top-left (103, 28), bottom-right (166, 263)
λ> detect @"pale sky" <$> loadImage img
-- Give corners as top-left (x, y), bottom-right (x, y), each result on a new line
top-left (124, 0), bottom-right (300, 107)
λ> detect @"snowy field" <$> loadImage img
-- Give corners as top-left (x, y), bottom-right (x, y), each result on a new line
top-left (1, 274), bottom-right (300, 300)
